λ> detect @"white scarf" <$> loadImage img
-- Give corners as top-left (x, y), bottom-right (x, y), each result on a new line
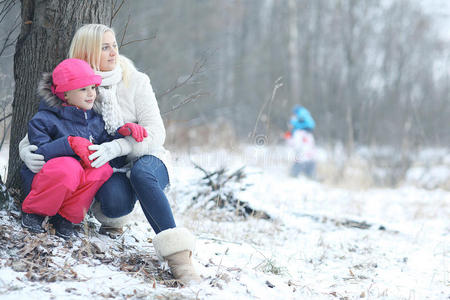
top-left (96, 65), bottom-right (125, 135)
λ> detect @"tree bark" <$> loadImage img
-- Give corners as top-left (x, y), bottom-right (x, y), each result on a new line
top-left (287, 0), bottom-right (300, 106)
top-left (6, 0), bottom-right (112, 194)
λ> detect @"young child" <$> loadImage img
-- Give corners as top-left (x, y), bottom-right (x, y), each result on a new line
top-left (285, 105), bottom-right (317, 179)
top-left (20, 58), bottom-right (147, 239)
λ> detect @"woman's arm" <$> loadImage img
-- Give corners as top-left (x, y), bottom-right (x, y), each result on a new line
top-left (124, 72), bottom-right (166, 157)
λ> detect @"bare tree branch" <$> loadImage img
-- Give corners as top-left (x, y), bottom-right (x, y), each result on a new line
top-left (120, 34), bottom-right (156, 48)
top-left (250, 77), bottom-right (283, 141)
top-left (157, 56), bottom-right (207, 99)
top-left (105, 1), bottom-right (208, 119)
top-left (110, 0), bottom-right (126, 27)
top-left (0, 0), bottom-right (15, 24)
top-left (0, 114), bottom-right (11, 150)
top-left (0, 113), bottom-right (11, 122)
top-left (109, 0), bottom-right (156, 51)
top-left (118, 13), bottom-right (130, 49)
top-left (0, 14), bottom-right (19, 57)
top-left (161, 92), bottom-right (208, 116)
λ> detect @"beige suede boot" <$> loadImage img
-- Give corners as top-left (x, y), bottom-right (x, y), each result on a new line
top-left (153, 227), bottom-right (201, 285)
top-left (165, 250), bottom-right (201, 284)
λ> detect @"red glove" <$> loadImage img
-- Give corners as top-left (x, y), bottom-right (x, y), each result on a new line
top-left (68, 136), bottom-right (94, 168)
top-left (118, 123), bottom-right (148, 142)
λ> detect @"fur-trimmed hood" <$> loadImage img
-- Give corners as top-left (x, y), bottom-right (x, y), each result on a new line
top-left (37, 72), bottom-right (103, 113)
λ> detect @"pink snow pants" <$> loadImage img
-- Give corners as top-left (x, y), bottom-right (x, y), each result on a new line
top-left (22, 157), bottom-right (113, 223)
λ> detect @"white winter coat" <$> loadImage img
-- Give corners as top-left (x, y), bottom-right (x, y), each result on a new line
top-left (109, 57), bottom-right (172, 177)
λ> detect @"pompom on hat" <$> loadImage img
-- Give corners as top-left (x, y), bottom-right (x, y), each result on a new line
top-left (51, 58), bottom-right (102, 101)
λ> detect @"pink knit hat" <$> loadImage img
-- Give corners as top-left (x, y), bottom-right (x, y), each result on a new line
top-left (51, 58), bottom-right (102, 100)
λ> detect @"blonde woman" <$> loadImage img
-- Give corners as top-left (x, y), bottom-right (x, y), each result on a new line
top-left (19, 24), bottom-right (200, 284)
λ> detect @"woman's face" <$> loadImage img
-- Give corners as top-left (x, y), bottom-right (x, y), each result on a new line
top-left (99, 31), bottom-right (118, 71)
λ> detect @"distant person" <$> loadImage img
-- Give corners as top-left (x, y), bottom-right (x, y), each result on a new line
top-left (21, 58), bottom-right (145, 239)
top-left (284, 105), bottom-right (316, 179)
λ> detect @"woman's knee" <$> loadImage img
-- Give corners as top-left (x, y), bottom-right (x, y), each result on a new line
top-left (98, 192), bottom-right (135, 217)
top-left (132, 155), bottom-right (159, 172)
top-left (96, 180), bottom-right (136, 217)
top-left (101, 200), bottom-right (135, 218)
top-left (130, 155), bottom-right (168, 188)
top-left (130, 167), bottom-right (157, 186)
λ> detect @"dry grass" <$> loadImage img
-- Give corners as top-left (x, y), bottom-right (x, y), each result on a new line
top-left (316, 156), bottom-right (374, 189)
top-left (0, 212), bottom-right (180, 290)
top-left (165, 119), bottom-right (237, 151)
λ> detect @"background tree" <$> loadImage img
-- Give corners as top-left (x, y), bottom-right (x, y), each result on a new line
top-left (119, 0), bottom-right (448, 150)
top-left (0, 0), bottom-right (19, 152)
top-left (6, 0), bottom-right (112, 194)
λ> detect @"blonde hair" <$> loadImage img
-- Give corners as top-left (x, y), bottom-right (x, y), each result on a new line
top-left (68, 24), bottom-right (131, 83)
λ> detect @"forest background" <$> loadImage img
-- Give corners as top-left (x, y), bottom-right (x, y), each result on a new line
top-left (0, 0), bottom-right (449, 170)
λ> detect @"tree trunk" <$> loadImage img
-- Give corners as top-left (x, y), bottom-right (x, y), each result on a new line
top-left (6, 0), bottom-right (112, 195)
top-left (288, 0), bottom-right (300, 105)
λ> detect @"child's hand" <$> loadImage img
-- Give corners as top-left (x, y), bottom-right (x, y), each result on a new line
top-left (118, 123), bottom-right (148, 142)
top-left (68, 136), bottom-right (94, 168)
top-left (284, 131), bottom-right (292, 139)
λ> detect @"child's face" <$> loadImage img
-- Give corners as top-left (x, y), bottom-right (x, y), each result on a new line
top-left (65, 85), bottom-right (97, 110)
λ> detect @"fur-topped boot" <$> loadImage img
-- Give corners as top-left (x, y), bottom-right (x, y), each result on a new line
top-left (152, 227), bottom-right (201, 285)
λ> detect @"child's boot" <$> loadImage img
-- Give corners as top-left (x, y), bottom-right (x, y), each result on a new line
top-left (21, 212), bottom-right (46, 233)
top-left (49, 214), bottom-right (74, 239)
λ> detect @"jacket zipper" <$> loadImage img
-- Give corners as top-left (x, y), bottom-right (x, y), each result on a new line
top-left (84, 111), bottom-right (94, 143)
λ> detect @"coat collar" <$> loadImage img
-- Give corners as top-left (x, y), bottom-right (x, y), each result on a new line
top-left (37, 99), bottom-right (97, 124)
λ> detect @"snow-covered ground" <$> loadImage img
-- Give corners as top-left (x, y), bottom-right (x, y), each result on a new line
top-left (0, 144), bottom-right (449, 299)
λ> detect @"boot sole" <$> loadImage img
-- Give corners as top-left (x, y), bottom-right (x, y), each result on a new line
top-left (21, 220), bottom-right (46, 233)
top-left (54, 230), bottom-right (73, 239)
top-left (49, 216), bottom-right (74, 239)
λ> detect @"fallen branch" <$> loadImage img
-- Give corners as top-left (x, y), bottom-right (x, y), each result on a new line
top-left (187, 165), bottom-right (270, 220)
top-left (292, 212), bottom-right (390, 231)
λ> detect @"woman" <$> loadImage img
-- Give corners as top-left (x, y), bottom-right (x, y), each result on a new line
top-left (19, 24), bottom-right (200, 284)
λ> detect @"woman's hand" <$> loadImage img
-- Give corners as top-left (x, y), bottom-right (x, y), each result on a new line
top-left (88, 140), bottom-right (122, 168)
top-left (20, 144), bottom-right (45, 173)
top-left (118, 123), bottom-right (148, 142)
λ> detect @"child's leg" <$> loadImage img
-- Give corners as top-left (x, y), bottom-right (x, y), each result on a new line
top-left (58, 164), bottom-right (113, 224)
top-left (22, 157), bottom-right (84, 217)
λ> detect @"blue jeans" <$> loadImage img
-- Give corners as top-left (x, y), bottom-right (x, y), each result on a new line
top-left (290, 161), bottom-right (316, 179)
top-left (95, 155), bottom-right (176, 233)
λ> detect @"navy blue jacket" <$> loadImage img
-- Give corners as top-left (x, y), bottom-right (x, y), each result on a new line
top-left (29, 100), bottom-right (115, 161)
top-left (21, 73), bottom-right (125, 196)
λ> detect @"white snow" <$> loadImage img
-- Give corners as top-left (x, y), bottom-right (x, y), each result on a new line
top-left (0, 144), bottom-right (449, 299)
